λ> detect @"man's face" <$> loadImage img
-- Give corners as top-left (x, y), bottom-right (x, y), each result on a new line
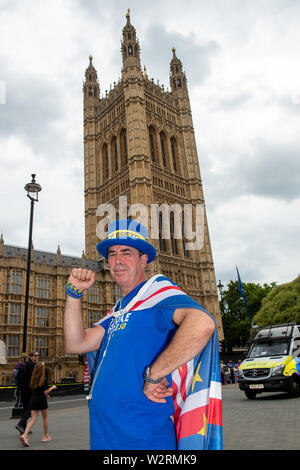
top-left (32, 352), bottom-right (39, 363)
top-left (107, 245), bottom-right (148, 295)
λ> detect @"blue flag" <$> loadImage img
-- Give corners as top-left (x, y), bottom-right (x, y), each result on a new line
top-left (236, 266), bottom-right (251, 326)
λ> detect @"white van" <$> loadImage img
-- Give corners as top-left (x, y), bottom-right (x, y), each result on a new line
top-left (238, 323), bottom-right (300, 399)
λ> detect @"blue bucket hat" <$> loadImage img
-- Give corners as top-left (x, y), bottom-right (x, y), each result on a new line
top-left (96, 219), bottom-right (156, 264)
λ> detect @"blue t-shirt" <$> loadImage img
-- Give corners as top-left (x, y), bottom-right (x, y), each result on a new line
top-left (89, 282), bottom-right (178, 450)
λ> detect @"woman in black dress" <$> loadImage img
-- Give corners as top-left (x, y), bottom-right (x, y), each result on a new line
top-left (19, 362), bottom-right (56, 447)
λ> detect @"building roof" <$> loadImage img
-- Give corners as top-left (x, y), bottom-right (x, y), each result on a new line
top-left (2, 244), bottom-right (101, 271)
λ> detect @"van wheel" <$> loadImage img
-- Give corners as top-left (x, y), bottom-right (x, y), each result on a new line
top-left (288, 376), bottom-right (300, 397)
top-left (245, 390), bottom-right (256, 399)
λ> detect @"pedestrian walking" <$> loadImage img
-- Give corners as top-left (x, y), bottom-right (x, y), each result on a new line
top-left (15, 352), bottom-right (39, 434)
top-left (12, 356), bottom-right (25, 408)
top-left (228, 360), bottom-right (235, 384)
top-left (19, 362), bottom-right (57, 447)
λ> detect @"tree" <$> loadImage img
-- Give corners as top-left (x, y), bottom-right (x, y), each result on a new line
top-left (253, 275), bottom-right (300, 326)
top-left (220, 280), bottom-right (275, 351)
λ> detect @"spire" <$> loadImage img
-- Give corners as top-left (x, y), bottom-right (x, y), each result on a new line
top-left (121, 9), bottom-right (141, 72)
top-left (169, 47), bottom-right (187, 93)
top-left (0, 233), bottom-right (3, 257)
top-left (83, 54), bottom-right (100, 101)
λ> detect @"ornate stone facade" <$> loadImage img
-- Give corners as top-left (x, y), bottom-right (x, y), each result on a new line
top-left (0, 11), bottom-right (223, 386)
top-left (0, 237), bottom-right (115, 384)
top-left (83, 11), bottom-right (223, 339)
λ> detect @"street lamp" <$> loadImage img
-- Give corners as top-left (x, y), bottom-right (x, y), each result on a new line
top-left (217, 280), bottom-right (224, 304)
top-left (22, 174), bottom-right (42, 356)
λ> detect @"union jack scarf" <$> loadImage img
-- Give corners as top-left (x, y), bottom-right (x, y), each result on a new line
top-left (86, 274), bottom-right (223, 450)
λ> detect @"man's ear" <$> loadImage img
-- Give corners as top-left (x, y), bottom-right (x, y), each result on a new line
top-left (141, 253), bottom-right (148, 266)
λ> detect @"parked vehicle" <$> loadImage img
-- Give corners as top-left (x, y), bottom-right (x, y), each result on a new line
top-left (238, 323), bottom-right (300, 399)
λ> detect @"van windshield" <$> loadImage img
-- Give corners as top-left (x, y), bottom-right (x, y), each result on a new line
top-left (248, 339), bottom-right (290, 358)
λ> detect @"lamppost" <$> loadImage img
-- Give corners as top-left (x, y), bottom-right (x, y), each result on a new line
top-left (217, 280), bottom-right (224, 312)
top-left (22, 174), bottom-right (42, 357)
top-left (217, 280), bottom-right (225, 354)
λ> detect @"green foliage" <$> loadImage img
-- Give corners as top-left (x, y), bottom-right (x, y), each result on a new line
top-left (220, 280), bottom-right (275, 350)
top-left (253, 276), bottom-right (300, 326)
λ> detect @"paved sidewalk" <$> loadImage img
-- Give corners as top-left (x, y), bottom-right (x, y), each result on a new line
top-left (0, 398), bottom-right (89, 450)
top-left (1, 384), bottom-right (299, 452)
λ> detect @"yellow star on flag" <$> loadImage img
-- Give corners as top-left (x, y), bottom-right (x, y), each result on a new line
top-left (198, 412), bottom-right (208, 437)
top-left (191, 361), bottom-right (202, 392)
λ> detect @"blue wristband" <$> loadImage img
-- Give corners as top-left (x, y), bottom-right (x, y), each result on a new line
top-left (66, 281), bottom-right (84, 299)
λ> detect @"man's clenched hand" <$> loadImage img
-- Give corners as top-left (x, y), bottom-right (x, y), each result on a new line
top-left (68, 268), bottom-right (96, 292)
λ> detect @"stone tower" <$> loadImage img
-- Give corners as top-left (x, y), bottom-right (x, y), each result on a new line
top-left (83, 10), bottom-right (223, 338)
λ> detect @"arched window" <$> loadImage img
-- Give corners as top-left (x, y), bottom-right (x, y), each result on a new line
top-left (149, 126), bottom-right (158, 162)
top-left (111, 136), bottom-right (118, 172)
top-left (102, 143), bottom-right (109, 180)
top-left (160, 131), bottom-right (169, 168)
top-left (159, 212), bottom-right (166, 252)
top-left (171, 137), bottom-right (179, 174)
top-left (120, 128), bottom-right (128, 167)
top-left (170, 213), bottom-right (178, 255)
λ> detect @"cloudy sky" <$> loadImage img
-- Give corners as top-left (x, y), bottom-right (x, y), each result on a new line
top-left (1, 0), bottom-right (300, 288)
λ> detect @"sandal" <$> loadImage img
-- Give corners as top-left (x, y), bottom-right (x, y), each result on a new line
top-left (42, 435), bottom-right (52, 442)
top-left (19, 435), bottom-right (30, 447)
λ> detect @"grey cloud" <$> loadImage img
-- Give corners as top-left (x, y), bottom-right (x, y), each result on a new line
top-left (141, 24), bottom-right (221, 88)
top-left (203, 137), bottom-right (300, 207)
top-left (217, 91), bottom-right (253, 110)
top-left (0, 70), bottom-right (65, 151)
top-left (241, 140), bottom-right (300, 201)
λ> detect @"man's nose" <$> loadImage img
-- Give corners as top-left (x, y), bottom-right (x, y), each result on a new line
top-left (114, 252), bottom-right (124, 263)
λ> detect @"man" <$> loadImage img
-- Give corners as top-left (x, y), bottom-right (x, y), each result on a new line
top-left (64, 219), bottom-right (220, 450)
top-left (15, 351), bottom-right (39, 434)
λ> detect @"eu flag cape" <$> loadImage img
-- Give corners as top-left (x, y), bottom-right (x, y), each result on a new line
top-left (86, 274), bottom-right (223, 450)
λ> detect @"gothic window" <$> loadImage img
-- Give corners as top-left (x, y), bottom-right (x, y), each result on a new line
top-left (4, 303), bottom-right (21, 325)
top-left (88, 86), bottom-right (93, 96)
top-left (35, 336), bottom-right (48, 358)
top-left (102, 143), bottom-right (109, 180)
top-left (128, 44), bottom-right (133, 55)
top-left (6, 271), bottom-right (22, 294)
top-left (5, 335), bottom-right (19, 357)
top-left (36, 278), bottom-right (50, 299)
top-left (170, 213), bottom-right (178, 255)
top-left (89, 283), bottom-right (101, 303)
top-left (160, 131), bottom-right (169, 168)
top-left (111, 136), bottom-right (118, 172)
top-left (113, 284), bottom-right (122, 303)
top-left (177, 78), bottom-right (182, 88)
top-left (171, 137), bottom-right (179, 174)
top-left (35, 307), bottom-right (49, 327)
top-left (149, 126), bottom-right (158, 162)
top-left (89, 311), bottom-right (102, 325)
top-left (159, 213), bottom-right (166, 252)
top-left (120, 128), bottom-right (128, 167)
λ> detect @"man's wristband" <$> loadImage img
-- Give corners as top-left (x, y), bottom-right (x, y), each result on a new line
top-left (144, 366), bottom-right (163, 384)
top-left (65, 281), bottom-right (84, 299)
